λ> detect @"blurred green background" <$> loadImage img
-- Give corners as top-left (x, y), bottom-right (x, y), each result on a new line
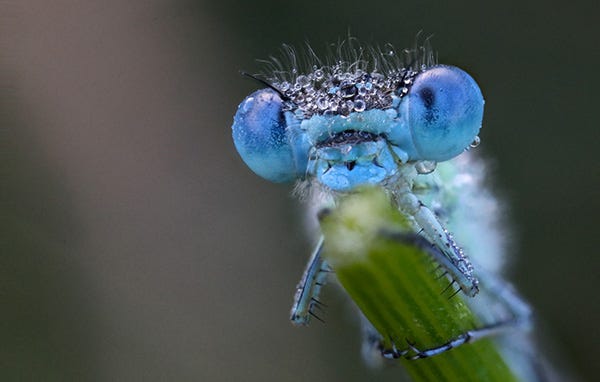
top-left (2, 1), bottom-right (597, 380)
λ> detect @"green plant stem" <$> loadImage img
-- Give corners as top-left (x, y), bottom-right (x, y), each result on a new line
top-left (320, 188), bottom-right (518, 382)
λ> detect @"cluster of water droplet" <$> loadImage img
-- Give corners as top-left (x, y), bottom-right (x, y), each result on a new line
top-left (276, 64), bottom-right (419, 118)
top-left (443, 228), bottom-right (478, 293)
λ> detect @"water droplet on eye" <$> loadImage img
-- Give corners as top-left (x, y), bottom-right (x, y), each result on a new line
top-left (415, 160), bottom-right (437, 174)
top-left (470, 136), bottom-right (481, 148)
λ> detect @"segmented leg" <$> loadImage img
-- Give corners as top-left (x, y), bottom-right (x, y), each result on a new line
top-left (395, 192), bottom-right (479, 296)
top-left (358, 313), bottom-right (407, 367)
top-left (375, 233), bottom-right (531, 360)
top-left (290, 236), bottom-right (330, 325)
top-left (382, 322), bottom-right (520, 360)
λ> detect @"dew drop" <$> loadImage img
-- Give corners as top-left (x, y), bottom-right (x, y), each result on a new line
top-left (470, 136), bottom-right (481, 148)
top-left (340, 83), bottom-right (357, 98)
top-left (316, 97), bottom-right (328, 110)
top-left (415, 160), bottom-right (437, 174)
top-left (279, 81), bottom-right (290, 91)
top-left (339, 103), bottom-right (351, 116)
top-left (354, 98), bottom-right (366, 112)
top-left (328, 101), bottom-right (339, 112)
top-left (296, 75), bottom-right (310, 88)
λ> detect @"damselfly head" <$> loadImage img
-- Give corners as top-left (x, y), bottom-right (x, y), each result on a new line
top-left (232, 41), bottom-right (484, 192)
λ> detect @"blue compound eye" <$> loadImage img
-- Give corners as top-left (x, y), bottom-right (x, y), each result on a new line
top-left (404, 65), bottom-right (484, 162)
top-left (232, 89), bottom-right (300, 183)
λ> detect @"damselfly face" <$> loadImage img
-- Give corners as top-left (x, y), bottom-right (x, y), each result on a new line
top-left (232, 57), bottom-right (484, 191)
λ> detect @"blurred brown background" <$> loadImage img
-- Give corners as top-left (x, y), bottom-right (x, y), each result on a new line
top-left (2, 1), bottom-right (597, 380)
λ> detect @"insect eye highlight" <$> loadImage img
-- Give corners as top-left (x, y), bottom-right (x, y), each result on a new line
top-left (405, 65), bottom-right (484, 161)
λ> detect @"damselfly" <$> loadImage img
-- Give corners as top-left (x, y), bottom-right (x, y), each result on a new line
top-left (231, 40), bottom-right (554, 381)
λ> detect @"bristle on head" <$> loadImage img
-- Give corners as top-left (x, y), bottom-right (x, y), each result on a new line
top-left (254, 37), bottom-right (437, 118)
